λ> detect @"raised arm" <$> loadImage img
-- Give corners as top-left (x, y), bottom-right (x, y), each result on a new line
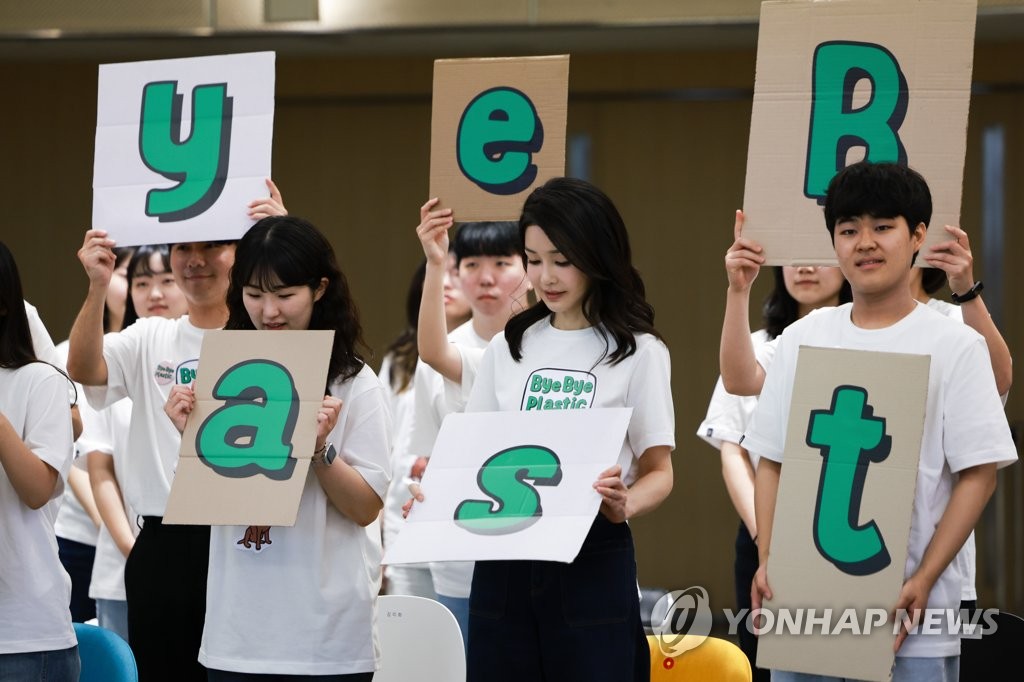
top-left (923, 225), bottom-right (1012, 396)
top-left (721, 210), bottom-right (768, 396)
top-left (721, 442), bottom-right (757, 538)
top-left (247, 178), bottom-right (288, 219)
top-left (67, 229), bottom-right (115, 386)
top-left (416, 198), bottom-right (463, 383)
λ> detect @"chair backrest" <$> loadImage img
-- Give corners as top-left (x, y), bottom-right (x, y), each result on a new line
top-left (648, 634), bottom-right (752, 682)
top-left (373, 595), bottom-right (466, 682)
top-left (73, 622), bottom-right (138, 682)
top-left (960, 610), bottom-right (1024, 682)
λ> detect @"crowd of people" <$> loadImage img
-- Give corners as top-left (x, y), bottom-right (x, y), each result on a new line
top-left (0, 161), bottom-right (1017, 682)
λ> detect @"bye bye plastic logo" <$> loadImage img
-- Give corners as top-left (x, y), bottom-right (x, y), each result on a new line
top-left (651, 587), bottom-right (714, 661)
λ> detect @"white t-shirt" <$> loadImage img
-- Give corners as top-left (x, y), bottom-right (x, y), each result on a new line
top-left (743, 302), bottom-right (1017, 658)
top-left (83, 315), bottom-right (206, 516)
top-left (696, 329), bottom-right (771, 473)
top-left (200, 364), bottom-right (392, 676)
top-left (378, 353), bottom-right (427, 571)
top-left (76, 397), bottom-right (135, 601)
top-left (52, 340), bottom-right (100, 547)
top-left (467, 317), bottom-right (676, 488)
top-left (25, 301), bottom-right (60, 367)
top-left (407, 321), bottom-right (489, 599)
top-left (0, 364), bottom-right (76, 654)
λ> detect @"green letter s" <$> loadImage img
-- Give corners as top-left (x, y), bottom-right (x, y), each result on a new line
top-left (196, 360), bottom-right (299, 481)
top-left (139, 80), bottom-right (233, 222)
top-left (804, 42), bottom-right (908, 202)
top-left (454, 445), bottom-right (562, 535)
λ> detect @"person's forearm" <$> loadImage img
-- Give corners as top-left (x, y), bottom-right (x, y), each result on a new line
top-left (624, 446), bottom-right (673, 520)
top-left (87, 453), bottom-right (135, 557)
top-left (913, 463), bottom-right (997, 588)
top-left (67, 284), bottom-right (110, 386)
top-left (0, 413), bottom-right (60, 509)
top-left (315, 459), bottom-right (384, 527)
top-left (720, 287), bottom-right (765, 396)
top-left (959, 298), bottom-right (1013, 396)
top-left (721, 442), bottom-right (757, 537)
top-left (754, 458), bottom-right (781, 564)
top-left (417, 260), bottom-right (463, 383)
top-left (68, 466), bottom-right (102, 528)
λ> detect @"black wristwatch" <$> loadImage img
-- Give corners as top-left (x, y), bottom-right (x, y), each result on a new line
top-left (951, 281), bottom-right (983, 305)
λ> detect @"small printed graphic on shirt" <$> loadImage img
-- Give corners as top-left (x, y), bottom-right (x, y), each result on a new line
top-left (175, 358), bottom-right (199, 386)
top-left (520, 368), bottom-right (596, 411)
top-left (154, 360), bottom-right (176, 385)
top-left (235, 525), bottom-right (273, 553)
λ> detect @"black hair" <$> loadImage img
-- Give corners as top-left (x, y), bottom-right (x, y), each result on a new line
top-left (384, 258), bottom-right (427, 394)
top-left (453, 221), bottom-right (522, 265)
top-left (225, 216), bottom-right (368, 388)
top-left (823, 161), bottom-right (932, 242)
top-left (0, 241), bottom-right (37, 369)
top-left (505, 177), bottom-right (662, 365)
top-left (101, 246), bottom-right (136, 333)
top-left (121, 244), bottom-right (172, 329)
top-left (920, 267), bottom-right (947, 296)
top-left (762, 267), bottom-right (853, 340)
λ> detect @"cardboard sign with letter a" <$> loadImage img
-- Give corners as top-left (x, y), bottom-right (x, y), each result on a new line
top-left (383, 408), bottom-right (630, 565)
top-left (743, 0), bottom-right (976, 265)
top-left (164, 330), bottom-right (333, 526)
top-left (93, 51), bottom-right (275, 246)
top-left (429, 55), bottom-right (569, 221)
top-left (758, 346), bottom-right (929, 682)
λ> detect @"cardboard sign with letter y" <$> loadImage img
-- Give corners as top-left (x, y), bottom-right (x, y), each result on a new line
top-left (757, 346), bottom-right (929, 681)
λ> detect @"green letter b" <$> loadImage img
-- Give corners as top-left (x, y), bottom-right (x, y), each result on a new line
top-left (804, 42), bottom-right (908, 202)
top-left (139, 80), bottom-right (233, 222)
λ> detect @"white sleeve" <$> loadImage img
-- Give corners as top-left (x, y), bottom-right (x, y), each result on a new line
top-left (24, 369), bottom-right (76, 499)
top-left (335, 385), bottom-right (393, 501)
top-left (25, 301), bottom-right (62, 368)
top-left (442, 345), bottom-right (486, 412)
top-left (406, 363), bottom-right (442, 458)
top-left (465, 342), bottom-right (500, 413)
top-left (76, 398), bottom-right (115, 457)
top-left (84, 328), bottom-right (143, 410)
top-left (942, 338), bottom-right (1017, 472)
top-left (696, 376), bottom-right (759, 450)
top-left (624, 340), bottom-right (675, 456)
top-left (742, 339), bottom-right (793, 464)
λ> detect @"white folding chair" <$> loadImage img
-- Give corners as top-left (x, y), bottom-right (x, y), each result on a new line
top-left (373, 594), bottom-right (466, 682)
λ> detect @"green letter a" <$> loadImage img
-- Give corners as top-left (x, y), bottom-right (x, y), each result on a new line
top-left (196, 360), bottom-right (299, 480)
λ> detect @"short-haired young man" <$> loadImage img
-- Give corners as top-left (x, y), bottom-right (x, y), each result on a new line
top-left (732, 161), bottom-right (1016, 681)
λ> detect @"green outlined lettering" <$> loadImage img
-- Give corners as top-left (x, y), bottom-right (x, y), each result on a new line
top-left (456, 87), bottom-right (543, 195)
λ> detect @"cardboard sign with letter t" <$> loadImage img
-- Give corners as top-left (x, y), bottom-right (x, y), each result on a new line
top-left (757, 346), bottom-right (929, 681)
top-left (742, 0), bottom-right (976, 265)
top-left (429, 55), bottom-right (569, 221)
top-left (164, 330), bottom-right (334, 526)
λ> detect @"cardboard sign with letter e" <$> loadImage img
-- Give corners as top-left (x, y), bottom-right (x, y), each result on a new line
top-left (429, 55), bottom-right (569, 221)
top-left (164, 329), bottom-right (333, 526)
top-left (93, 51), bottom-right (275, 246)
top-left (743, 0), bottom-right (976, 265)
top-left (383, 408), bottom-right (631, 565)
top-left (757, 346), bottom-right (929, 681)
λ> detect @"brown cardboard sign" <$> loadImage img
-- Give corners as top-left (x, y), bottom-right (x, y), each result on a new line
top-left (743, 0), bottom-right (977, 265)
top-left (164, 330), bottom-right (334, 526)
top-left (758, 346), bottom-right (929, 681)
top-left (429, 55), bottom-right (569, 221)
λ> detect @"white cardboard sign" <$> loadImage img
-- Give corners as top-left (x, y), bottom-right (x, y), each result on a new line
top-left (93, 51), bottom-right (275, 246)
top-left (384, 408), bottom-right (632, 564)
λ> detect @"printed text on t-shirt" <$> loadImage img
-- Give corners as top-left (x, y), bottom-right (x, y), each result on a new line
top-left (521, 368), bottom-right (597, 411)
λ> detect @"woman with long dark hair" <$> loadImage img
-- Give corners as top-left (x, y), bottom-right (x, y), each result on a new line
top-left (0, 241), bottom-right (79, 679)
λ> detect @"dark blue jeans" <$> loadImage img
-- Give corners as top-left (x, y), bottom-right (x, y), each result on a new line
top-left (467, 514), bottom-right (649, 681)
top-left (56, 536), bottom-right (96, 623)
top-left (0, 645), bottom-right (80, 682)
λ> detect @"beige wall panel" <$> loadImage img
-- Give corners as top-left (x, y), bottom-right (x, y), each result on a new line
top-left (0, 1), bottom-right (209, 32)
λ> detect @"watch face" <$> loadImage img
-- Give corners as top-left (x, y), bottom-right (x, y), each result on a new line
top-left (324, 443), bottom-right (337, 466)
